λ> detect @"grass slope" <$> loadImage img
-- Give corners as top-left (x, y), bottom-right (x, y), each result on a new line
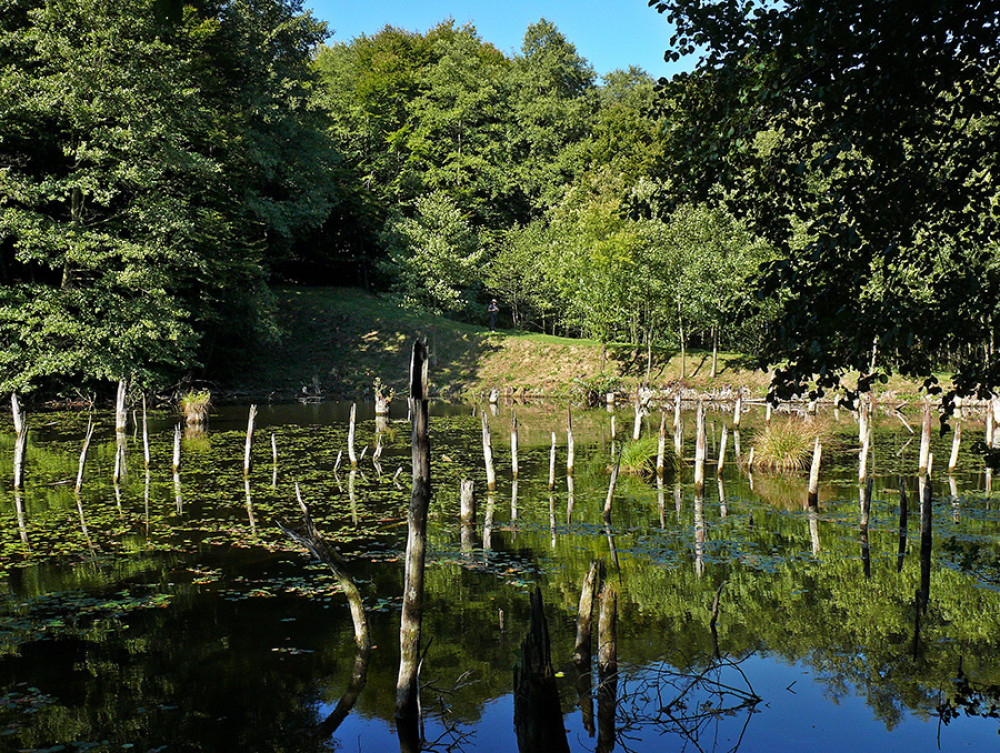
top-left (224, 286), bottom-right (921, 402)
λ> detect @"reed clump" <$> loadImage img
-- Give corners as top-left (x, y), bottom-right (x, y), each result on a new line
top-left (751, 416), bottom-right (832, 473)
top-left (618, 436), bottom-right (676, 478)
top-left (179, 389), bottom-right (212, 425)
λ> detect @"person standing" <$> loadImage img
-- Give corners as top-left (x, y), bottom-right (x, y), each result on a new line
top-left (488, 299), bottom-right (499, 331)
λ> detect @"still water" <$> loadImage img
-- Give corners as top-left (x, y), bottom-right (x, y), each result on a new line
top-left (2, 400), bottom-right (999, 752)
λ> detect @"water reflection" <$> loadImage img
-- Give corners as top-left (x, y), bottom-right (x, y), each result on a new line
top-left (2, 400), bottom-right (1000, 752)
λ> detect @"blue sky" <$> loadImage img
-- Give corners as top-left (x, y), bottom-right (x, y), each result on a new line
top-left (302, 0), bottom-right (692, 81)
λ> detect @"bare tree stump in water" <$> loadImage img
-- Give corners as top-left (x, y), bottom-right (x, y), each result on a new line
top-left (514, 588), bottom-right (571, 753)
top-left (396, 341), bottom-right (431, 752)
top-left (596, 582), bottom-right (618, 753)
top-left (574, 560), bottom-right (605, 665)
top-left (511, 412), bottom-right (519, 479)
top-left (278, 485), bottom-right (371, 740)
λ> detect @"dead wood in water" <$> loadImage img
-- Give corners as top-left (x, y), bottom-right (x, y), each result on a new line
top-left (513, 588), bottom-right (571, 753)
top-left (397, 340), bottom-right (431, 749)
top-left (278, 485), bottom-right (371, 741)
top-left (574, 560), bottom-right (605, 666)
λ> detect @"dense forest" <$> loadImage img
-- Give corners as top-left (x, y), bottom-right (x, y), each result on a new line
top-left (2, 0), bottom-right (998, 401)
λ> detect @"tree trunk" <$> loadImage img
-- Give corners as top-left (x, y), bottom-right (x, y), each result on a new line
top-left (513, 588), bottom-right (571, 753)
top-left (396, 341), bottom-right (431, 748)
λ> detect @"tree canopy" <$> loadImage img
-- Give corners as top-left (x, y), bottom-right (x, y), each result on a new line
top-left (649, 0), bottom-right (1000, 403)
top-left (0, 0), bottom-right (338, 394)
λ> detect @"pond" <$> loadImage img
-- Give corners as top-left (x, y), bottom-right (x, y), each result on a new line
top-left (2, 398), bottom-right (1000, 752)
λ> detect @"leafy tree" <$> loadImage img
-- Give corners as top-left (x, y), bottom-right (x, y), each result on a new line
top-left (508, 19), bottom-right (596, 215)
top-left (403, 24), bottom-right (514, 229)
top-left (379, 191), bottom-right (483, 315)
top-left (650, 0), bottom-right (1000, 402)
top-left (0, 0), bottom-right (336, 394)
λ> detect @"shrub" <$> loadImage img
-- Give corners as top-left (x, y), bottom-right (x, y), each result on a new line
top-left (179, 390), bottom-right (212, 425)
top-left (751, 416), bottom-right (831, 473)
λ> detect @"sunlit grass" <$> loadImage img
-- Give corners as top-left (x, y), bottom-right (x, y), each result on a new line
top-left (751, 416), bottom-right (832, 473)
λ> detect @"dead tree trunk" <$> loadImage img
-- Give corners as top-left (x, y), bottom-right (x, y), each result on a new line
top-left (548, 432), bottom-right (557, 491)
top-left (596, 583), bottom-right (618, 753)
top-left (807, 437), bottom-right (822, 508)
top-left (573, 560), bottom-right (604, 665)
top-left (694, 400), bottom-right (706, 496)
top-left (511, 413), bottom-right (520, 479)
top-left (396, 341), bottom-right (431, 749)
top-left (918, 401), bottom-right (931, 475)
top-left (348, 403), bottom-right (358, 466)
top-left (243, 404), bottom-right (258, 475)
top-left (482, 413), bottom-right (497, 491)
top-left (567, 407), bottom-right (575, 478)
top-left (513, 588), bottom-right (571, 753)
top-left (115, 379), bottom-right (128, 433)
top-left (141, 396), bottom-right (150, 468)
top-left (278, 485), bottom-right (371, 740)
top-left (75, 419), bottom-right (95, 494)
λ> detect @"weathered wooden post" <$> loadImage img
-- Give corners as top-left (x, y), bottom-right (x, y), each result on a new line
top-left (11, 393), bottom-right (23, 435)
top-left (717, 424), bottom-right (728, 476)
top-left (484, 492), bottom-right (497, 553)
top-left (858, 395), bottom-right (871, 483)
top-left (12, 421), bottom-right (27, 491)
top-left (482, 413), bottom-right (497, 491)
top-left (141, 396), bottom-right (150, 468)
top-left (243, 404), bottom-right (257, 475)
top-left (566, 407), bottom-right (575, 478)
top-left (548, 431), bottom-right (557, 491)
top-left (172, 424), bottom-right (181, 471)
top-left (656, 413), bottom-right (667, 479)
top-left (603, 447), bottom-right (622, 523)
top-left (765, 400), bottom-right (773, 424)
top-left (348, 403), bottom-right (358, 466)
top-left (694, 400), bottom-right (706, 497)
top-left (460, 479), bottom-right (476, 527)
top-left (573, 560), bottom-right (604, 665)
top-left (511, 412), bottom-right (519, 479)
top-left (75, 419), bottom-right (95, 494)
top-left (460, 479), bottom-right (476, 553)
top-left (918, 401), bottom-right (931, 475)
top-left (632, 398), bottom-right (642, 441)
top-left (115, 379), bottom-right (128, 433)
top-left (948, 417), bottom-right (961, 473)
top-left (733, 393), bottom-right (742, 429)
top-left (674, 400), bottom-right (684, 458)
top-left (396, 341), bottom-right (431, 750)
top-left (807, 436), bottom-right (822, 508)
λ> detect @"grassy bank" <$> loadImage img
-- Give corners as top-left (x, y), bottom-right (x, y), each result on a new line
top-left (223, 286), bottom-right (924, 402)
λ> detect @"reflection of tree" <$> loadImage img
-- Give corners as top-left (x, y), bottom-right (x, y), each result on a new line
top-left (278, 486), bottom-right (370, 742)
top-left (614, 656), bottom-right (761, 753)
top-left (937, 659), bottom-right (1000, 733)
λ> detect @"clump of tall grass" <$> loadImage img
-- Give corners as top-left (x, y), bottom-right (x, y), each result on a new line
top-left (179, 389), bottom-right (212, 425)
top-left (750, 416), bottom-right (831, 473)
top-left (617, 436), bottom-right (676, 478)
